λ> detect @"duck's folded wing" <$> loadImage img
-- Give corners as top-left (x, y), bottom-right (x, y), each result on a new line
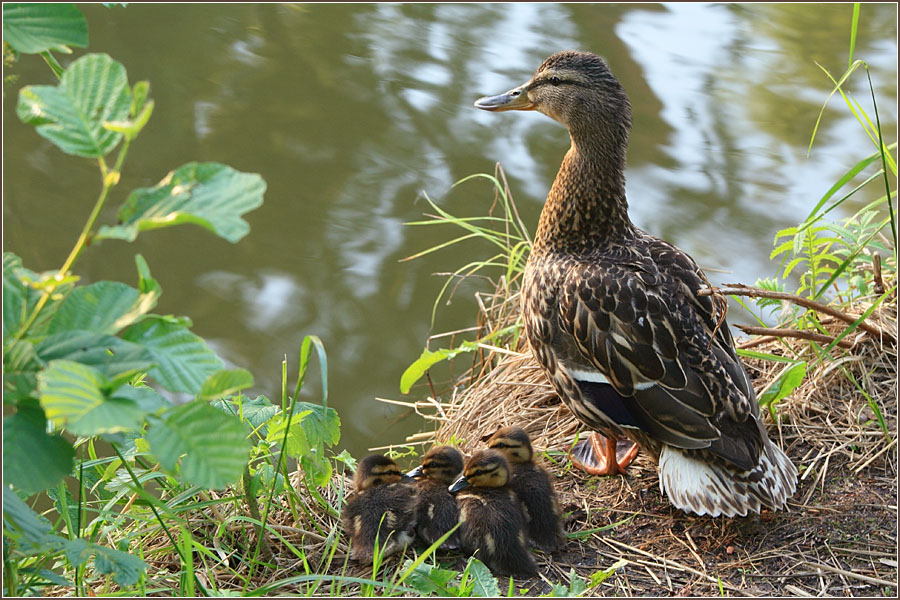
top-left (558, 264), bottom-right (762, 469)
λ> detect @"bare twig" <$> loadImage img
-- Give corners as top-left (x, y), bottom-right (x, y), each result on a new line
top-left (700, 283), bottom-right (890, 339)
top-left (736, 325), bottom-right (855, 349)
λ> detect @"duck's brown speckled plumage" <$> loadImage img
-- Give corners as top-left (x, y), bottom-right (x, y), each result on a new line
top-left (342, 454), bottom-right (418, 561)
top-left (475, 50), bottom-right (797, 518)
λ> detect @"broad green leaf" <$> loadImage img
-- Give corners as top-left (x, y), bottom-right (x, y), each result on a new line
top-left (122, 316), bottom-right (223, 395)
top-left (300, 449), bottom-right (333, 487)
top-left (758, 361), bottom-right (807, 418)
top-left (146, 401), bottom-right (249, 489)
top-left (294, 401), bottom-right (340, 448)
top-left (2, 488), bottom-right (69, 556)
top-left (63, 538), bottom-right (147, 588)
top-left (17, 53), bottom-right (130, 158)
top-left (466, 558), bottom-right (500, 597)
top-left (198, 368), bottom-right (253, 401)
top-left (400, 344), bottom-right (477, 394)
top-left (3, 338), bottom-right (42, 402)
top-left (96, 162), bottom-right (266, 243)
top-left (2, 3), bottom-right (87, 54)
top-left (3, 401), bottom-right (75, 495)
top-left (38, 360), bottom-right (144, 435)
top-left (211, 395), bottom-right (278, 430)
top-left (91, 543), bottom-right (147, 587)
top-left (266, 410), bottom-right (314, 457)
top-left (47, 280), bottom-right (157, 335)
top-left (35, 331), bottom-right (155, 380)
top-left (2, 253), bottom-right (76, 338)
top-left (111, 384), bottom-right (170, 415)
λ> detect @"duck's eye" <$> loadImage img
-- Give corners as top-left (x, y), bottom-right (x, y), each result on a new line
top-left (550, 76), bottom-right (561, 86)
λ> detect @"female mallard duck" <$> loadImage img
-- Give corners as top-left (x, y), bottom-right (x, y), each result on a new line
top-left (448, 450), bottom-right (537, 577)
top-left (474, 50), bottom-right (797, 518)
top-left (406, 445), bottom-right (464, 548)
top-left (342, 454), bottom-right (418, 561)
top-left (486, 426), bottom-right (565, 551)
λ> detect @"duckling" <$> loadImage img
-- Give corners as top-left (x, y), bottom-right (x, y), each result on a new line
top-left (406, 445), bottom-right (464, 548)
top-left (342, 454), bottom-right (418, 562)
top-left (448, 449), bottom-right (537, 578)
top-left (486, 426), bottom-right (565, 552)
top-left (474, 50), bottom-right (797, 517)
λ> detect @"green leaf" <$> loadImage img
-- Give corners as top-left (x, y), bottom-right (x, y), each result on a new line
top-left (265, 410), bottom-right (314, 457)
top-left (2, 488), bottom-right (69, 556)
top-left (95, 162), bottom-right (266, 243)
top-left (146, 401), bottom-right (249, 489)
top-left (299, 449), bottom-right (333, 487)
top-left (2, 3), bottom-right (87, 55)
top-left (2, 252), bottom-right (75, 338)
top-left (294, 401), bottom-right (341, 448)
top-left (35, 331), bottom-right (155, 380)
top-left (63, 538), bottom-right (147, 588)
top-left (122, 316), bottom-right (223, 395)
top-left (91, 543), bottom-right (147, 587)
top-left (47, 280), bottom-right (158, 335)
top-left (38, 360), bottom-right (144, 435)
top-left (211, 395), bottom-right (278, 430)
top-left (3, 338), bottom-right (42, 402)
top-left (111, 384), bottom-right (169, 415)
top-left (758, 361), bottom-right (807, 418)
top-left (466, 558), bottom-right (500, 597)
top-left (400, 343), bottom-right (478, 394)
top-left (3, 401), bottom-right (75, 495)
top-left (17, 53), bottom-right (131, 158)
top-left (198, 368), bottom-right (253, 401)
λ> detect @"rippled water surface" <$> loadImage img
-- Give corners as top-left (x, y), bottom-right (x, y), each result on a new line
top-left (4, 3), bottom-right (897, 457)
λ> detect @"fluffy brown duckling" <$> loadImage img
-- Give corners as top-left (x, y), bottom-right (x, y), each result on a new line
top-left (474, 50), bottom-right (797, 517)
top-left (486, 426), bottom-right (565, 552)
top-left (342, 454), bottom-right (418, 562)
top-left (407, 445), bottom-right (464, 548)
top-left (448, 449), bottom-right (537, 578)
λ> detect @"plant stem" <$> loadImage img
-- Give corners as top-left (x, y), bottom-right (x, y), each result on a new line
top-left (11, 140), bottom-right (131, 343)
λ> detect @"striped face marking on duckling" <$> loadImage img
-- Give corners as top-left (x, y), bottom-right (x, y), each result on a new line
top-left (407, 446), bottom-right (465, 484)
top-left (487, 426), bottom-right (534, 464)
top-left (354, 454), bottom-right (413, 491)
top-left (449, 450), bottom-right (511, 493)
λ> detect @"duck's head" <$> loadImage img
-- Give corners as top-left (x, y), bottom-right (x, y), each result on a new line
top-left (407, 445), bottom-right (464, 484)
top-left (448, 449), bottom-right (511, 493)
top-left (474, 50), bottom-right (631, 139)
top-left (486, 426), bottom-right (534, 464)
top-left (354, 454), bottom-right (415, 491)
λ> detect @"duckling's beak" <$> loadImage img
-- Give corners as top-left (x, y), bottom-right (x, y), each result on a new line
top-left (448, 475), bottom-right (471, 494)
top-left (400, 472), bottom-right (417, 483)
top-left (474, 83), bottom-right (535, 112)
top-left (406, 465), bottom-right (425, 479)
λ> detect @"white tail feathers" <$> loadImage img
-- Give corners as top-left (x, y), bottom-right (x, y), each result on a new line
top-left (658, 443), bottom-right (798, 518)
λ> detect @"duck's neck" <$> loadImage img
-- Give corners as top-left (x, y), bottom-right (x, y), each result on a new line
top-left (534, 130), bottom-right (634, 252)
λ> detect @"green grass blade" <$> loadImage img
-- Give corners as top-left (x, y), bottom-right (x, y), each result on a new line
top-left (848, 3), bottom-right (860, 67)
top-left (808, 60), bottom-right (864, 155)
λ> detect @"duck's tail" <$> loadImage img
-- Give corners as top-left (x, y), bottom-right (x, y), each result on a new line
top-left (658, 442), bottom-right (798, 518)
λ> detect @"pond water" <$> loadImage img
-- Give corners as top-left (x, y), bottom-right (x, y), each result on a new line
top-left (3, 3), bottom-right (897, 459)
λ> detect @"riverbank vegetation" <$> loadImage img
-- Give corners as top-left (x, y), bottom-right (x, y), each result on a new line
top-left (3, 3), bottom-right (895, 597)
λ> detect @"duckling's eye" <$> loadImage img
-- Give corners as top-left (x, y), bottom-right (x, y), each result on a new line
top-left (550, 76), bottom-right (561, 86)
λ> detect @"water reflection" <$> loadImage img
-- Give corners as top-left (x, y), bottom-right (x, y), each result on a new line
top-left (2, 3), bottom-right (896, 458)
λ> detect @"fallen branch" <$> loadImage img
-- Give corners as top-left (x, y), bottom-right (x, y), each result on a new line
top-left (736, 325), bottom-right (855, 349)
top-left (700, 283), bottom-right (889, 340)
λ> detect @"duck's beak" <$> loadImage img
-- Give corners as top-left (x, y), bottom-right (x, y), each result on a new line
top-left (406, 465), bottom-right (425, 479)
top-left (474, 82), bottom-right (534, 112)
top-left (448, 475), bottom-right (471, 494)
top-left (400, 472), bottom-right (417, 483)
